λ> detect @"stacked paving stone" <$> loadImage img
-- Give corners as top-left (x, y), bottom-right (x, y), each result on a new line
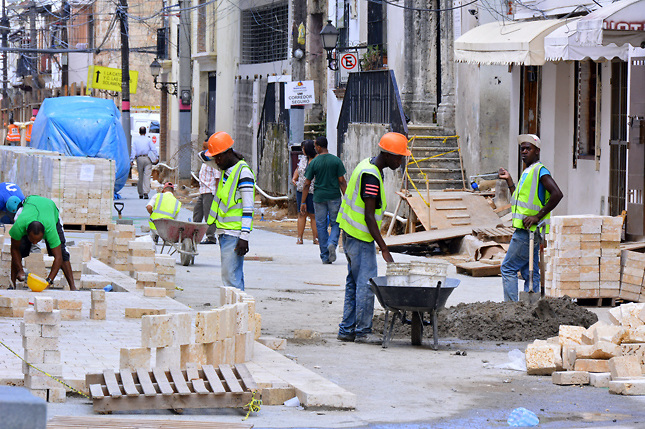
top-left (544, 215), bottom-right (622, 299)
top-left (22, 297), bottom-right (65, 402)
top-left (107, 225), bottom-right (136, 272)
top-left (53, 298), bottom-right (83, 321)
top-left (0, 233), bottom-right (11, 287)
top-left (79, 274), bottom-right (111, 290)
top-left (129, 240), bottom-right (155, 275)
top-left (24, 254), bottom-right (47, 279)
top-left (525, 302), bottom-right (645, 395)
top-left (154, 255), bottom-right (176, 298)
top-left (619, 251), bottom-right (645, 302)
top-left (90, 290), bottom-right (106, 320)
top-left (0, 296), bottom-right (28, 317)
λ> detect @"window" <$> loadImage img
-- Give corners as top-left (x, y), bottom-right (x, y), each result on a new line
top-left (241, 2), bottom-right (288, 65)
top-left (337, 0), bottom-right (349, 50)
top-left (573, 60), bottom-right (601, 164)
top-left (197, 0), bottom-right (206, 53)
top-left (367, 0), bottom-right (386, 51)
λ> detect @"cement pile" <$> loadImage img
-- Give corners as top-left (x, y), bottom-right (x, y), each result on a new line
top-left (373, 297), bottom-right (598, 341)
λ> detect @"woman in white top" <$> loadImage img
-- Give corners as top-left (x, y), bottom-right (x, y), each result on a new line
top-left (291, 140), bottom-right (318, 245)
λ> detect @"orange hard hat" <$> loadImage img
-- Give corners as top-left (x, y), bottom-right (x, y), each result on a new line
top-left (30, 117), bottom-right (35, 121)
top-left (205, 131), bottom-right (234, 157)
top-left (379, 132), bottom-right (411, 156)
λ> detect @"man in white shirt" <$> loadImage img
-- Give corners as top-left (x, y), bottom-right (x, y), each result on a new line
top-left (194, 139), bottom-right (221, 244)
top-left (131, 126), bottom-right (158, 199)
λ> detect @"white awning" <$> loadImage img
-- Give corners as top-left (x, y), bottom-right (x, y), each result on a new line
top-left (545, 19), bottom-right (630, 61)
top-left (577, 0), bottom-right (645, 47)
top-left (454, 19), bottom-right (569, 66)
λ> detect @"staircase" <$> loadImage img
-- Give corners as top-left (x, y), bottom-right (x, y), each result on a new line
top-left (406, 124), bottom-right (465, 191)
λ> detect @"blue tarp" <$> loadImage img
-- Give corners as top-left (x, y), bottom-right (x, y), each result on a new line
top-left (30, 96), bottom-right (129, 193)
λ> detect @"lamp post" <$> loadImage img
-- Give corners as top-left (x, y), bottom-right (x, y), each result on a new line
top-left (320, 20), bottom-right (339, 71)
top-left (150, 59), bottom-right (178, 95)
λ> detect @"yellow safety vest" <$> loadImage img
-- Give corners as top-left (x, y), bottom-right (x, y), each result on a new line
top-left (149, 192), bottom-right (181, 231)
top-left (511, 162), bottom-right (551, 233)
top-left (337, 158), bottom-right (386, 242)
top-left (207, 160), bottom-right (254, 231)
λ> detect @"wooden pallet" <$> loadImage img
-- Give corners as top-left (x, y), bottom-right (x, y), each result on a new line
top-left (64, 223), bottom-right (109, 232)
top-left (576, 297), bottom-right (618, 307)
top-left (472, 226), bottom-right (515, 244)
top-left (48, 416), bottom-right (253, 429)
top-left (86, 364), bottom-right (257, 413)
top-left (455, 261), bottom-right (501, 277)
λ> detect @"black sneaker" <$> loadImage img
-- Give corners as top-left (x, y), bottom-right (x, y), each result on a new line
top-left (322, 260), bottom-right (332, 265)
top-left (143, 194), bottom-right (149, 199)
top-left (328, 244), bottom-right (337, 263)
top-left (354, 334), bottom-right (382, 345)
top-left (337, 333), bottom-right (355, 342)
top-left (139, 195), bottom-right (144, 199)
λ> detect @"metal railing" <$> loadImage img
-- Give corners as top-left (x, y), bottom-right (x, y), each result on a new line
top-left (337, 69), bottom-right (408, 156)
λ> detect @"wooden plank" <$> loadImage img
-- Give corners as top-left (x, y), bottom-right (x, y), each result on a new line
top-left (219, 364), bottom-right (243, 393)
top-left (102, 369), bottom-right (122, 398)
top-left (450, 220), bottom-right (472, 226)
top-left (435, 206), bottom-right (467, 210)
top-left (169, 367), bottom-right (192, 395)
top-left (186, 365), bottom-right (200, 381)
top-left (152, 367), bottom-right (174, 395)
top-left (455, 261), bottom-right (501, 277)
top-left (202, 365), bottom-right (226, 394)
top-left (446, 214), bottom-right (470, 219)
top-left (50, 414), bottom-right (253, 427)
top-left (186, 364), bottom-right (209, 394)
top-left (89, 391), bottom-right (252, 413)
top-left (119, 369), bottom-right (139, 397)
top-left (385, 226), bottom-right (488, 246)
top-left (136, 368), bottom-right (158, 397)
top-left (234, 364), bottom-right (259, 391)
top-left (88, 384), bottom-right (104, 399)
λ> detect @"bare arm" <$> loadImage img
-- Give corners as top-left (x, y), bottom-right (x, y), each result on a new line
top-left (10, 238), bottom-right (24, 286)
top-left (364, 198), bottom-right (393, 263)
top-left (292, 169), bottom-right (299, 186)
top-left (47, 245), bottom-right (63, 282)
top-left (498, 168), bottom-right (515, 194)
top-left (300, 179), bottom-right (312, 215)
top-left (146, 205), bottom-right (153, 215)
top-left (338, 176), bottom-right (347, 195)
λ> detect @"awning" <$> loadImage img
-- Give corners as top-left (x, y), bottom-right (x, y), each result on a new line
top-left (545, 19), bottom-right (630, 61)
top-left (577, 0), bottom-right (645, 47)
top-left (454, 19), bottom-right (568, 65)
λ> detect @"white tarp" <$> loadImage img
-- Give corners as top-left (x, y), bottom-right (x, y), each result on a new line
top-left (454, 19), bottom-right (568, 66)
top-left (577, 0), bottom-right (645, 47)
top-left (545, 18), bottom-right (631, 61)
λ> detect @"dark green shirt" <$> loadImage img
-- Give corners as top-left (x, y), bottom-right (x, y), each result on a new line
top-left (10, 196), bottom-right (61, 247)
top-left (304, 153), bottom-right (346, 203)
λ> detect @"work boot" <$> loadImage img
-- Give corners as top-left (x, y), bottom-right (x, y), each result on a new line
top-left (322, 259), bottom-right (332, 265)
top-left (337, 333), bottom-right (355, 342)
top-left (354, 334), bottom-right (382, 345)
top-left (328, 244), bottom-right (337, 263)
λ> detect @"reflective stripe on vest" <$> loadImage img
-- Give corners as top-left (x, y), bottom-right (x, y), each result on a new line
top-left (26, 124), bottom-right (32, 141)
top-left (207, 160), bottom-right (254, 231)
top-left (149, 193), bottom-right (181, 231)
top-left (510, 162), bottom-right (551, 233)
top-left (337, 158), bottom-right (386, 242)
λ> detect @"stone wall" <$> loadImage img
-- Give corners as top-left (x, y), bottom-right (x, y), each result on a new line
top-left (257, 123), bottom-right (289, 196)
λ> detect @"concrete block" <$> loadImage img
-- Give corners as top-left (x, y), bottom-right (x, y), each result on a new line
top-left (219, 305), bottom-right (234, 339)
top-left (180, 344), bottom-right (207, 368)
top-left (0, 386), bottom-right (47, 428)
top-left (90, 290), bottom-right (105, 302)
top-left (20, 323), bottom-right (41, 338)
top-left (59, 309), bottom-right (81, 321)
top-left (589, 341), bottom-right (621, 359)
top-left (609, 379), bottom-right (645, 395)
top-left (222, 337), bottom-right (235, 364)
top-left (40, 324), bottom-right (60, 338)
top-left (620, 343), bottom-right (645, 371)
top-left (195, 310), bottom-right (221, 344)
top-left (23, 350), bottom-right (44, 365)
top-left (574, 359), bottom-right (610, 373)
top-left (120, 347), bottom-right (151, 371)
top-left (172, 313), bottom-right (192, 346)
top-left (257, 337), bottom-right (287, 350)
top-left (48, 387), bottom-right (66, 403)
top-left (254, 314), bottom-right (262, 340)
top-left (552, 371), bottom-right (590, 385)
top-left (234, 303), bottom-right (249, 335)
top-left (24, 375), bottom-right (61, 390)
top-left (594, 325), bottom-right (626, 344)
top-left (143, 287), bottom-right (166, 297)
top-left (33, 297), bottom-right (54, 313)
top-left (141, 314), bottom-right (174, 348)
top-left (622, 326), bottom-right (645, 343)
top-left (609, 356), bottom-right (643, 379)
top-left (124, 308), bottom-right (166, 318)
top-left (245, 332), bottom-right (254, 362)
top-left (204, 341), bottom-right (224, 366)
top-left (89, 308), bottom-right (106, 320)
top-left (234, 333), bottom-right (247, 364)
top-left (562, 346), bottom-right (576, 371)
top-left (589, 372), bottom-right (612, 388)
top-left (22, 336), bottom-right (59, 351)
top-left (22, 362), bottom-right (62, 377)
top-left (155, 346), bottom-right (180, 369)
top-left (136, 272), bottom-right (158, 282)
top-left (54, 299), bottom-right (82, 311)
top-left (90, 301), bottom-right (107, 312)
top-left (525, 343), bottom-right (561, 375)
top-left (43, 350), bottom-right (60, 364)
top-left (261, 385), bottom-right (297, 405)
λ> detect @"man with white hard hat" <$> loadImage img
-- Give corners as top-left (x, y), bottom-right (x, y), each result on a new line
top-left (498, 134), bottom-right (563, 301)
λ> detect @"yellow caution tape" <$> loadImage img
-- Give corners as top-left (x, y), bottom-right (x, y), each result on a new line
top-left (243, 390), bottom-right (262, 420)
top-left (0, 339), bottom-right (90, 399)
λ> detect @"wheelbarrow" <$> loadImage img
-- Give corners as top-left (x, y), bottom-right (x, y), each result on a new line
top-left (369, 276), bottom-right (460, 349)
top-left (152, 218), bottom-right (209, 266)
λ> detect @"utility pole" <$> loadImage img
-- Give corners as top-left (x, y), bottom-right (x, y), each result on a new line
top-left (178, 0), bottom-right (191, 181)
top-left (118, 0), bottom-right (131, 157)
top-left (61, 1), bottom-right (69, 90)
top-left (1, 0), bottom-right (9, 120)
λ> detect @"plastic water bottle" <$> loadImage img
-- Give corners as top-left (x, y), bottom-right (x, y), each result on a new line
top-left (103, 284), bottom-right (113, 292)
top-left (507, 407), bottom-right (539, 427)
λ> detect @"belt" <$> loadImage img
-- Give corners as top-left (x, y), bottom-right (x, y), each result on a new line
top-left (137, 154), bottom-right (148, 158)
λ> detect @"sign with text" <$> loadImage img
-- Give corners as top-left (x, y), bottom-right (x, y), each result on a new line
top-left (284, 80), bottom-right (315, 108)
top-left (87, 65), bottom-right (139, 93)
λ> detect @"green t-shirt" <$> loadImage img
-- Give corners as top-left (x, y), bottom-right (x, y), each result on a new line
top-left (304, 153), bottom-right (346, 203)
top-left (9, 195), bottom-right (61, 248)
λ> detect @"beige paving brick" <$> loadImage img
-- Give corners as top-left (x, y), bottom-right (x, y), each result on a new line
top-left (155, 346), bottom-right (180, 369)
top-left (54, 299), bottom-right (82, 311)
top-left (552, 371), bottom-right (590, 385)
top-left (180, 344), bottom-right (207, 368)
top-left (124, 308), bottom-right (167, 318)
top-left (90, 308), bottom-right (106, 320)
top-left (223, 337), bottom-right (235, 364)
top-left (234, 303), bottom-right (249, 335)
top-left (622, 326), bottom-right (645, 343)
top-left (33, 297), bottom-right (54, 313)
top-left (143, 287), bottom-right (166, 297)
top-left (22, 362), bottom-right (62, 377)
top-left (172, 313), bottom-right (192, 346)
top-left (609, 379), bottom-right (645, 395)
top-left (609, 356), bottom-right (642, 379)
top-left (20, 322), bottom-right (41, 338)
top-left (574, 359), bottom-right (610, 373)
top-left (43, 350), bottom-right (61, 364)
top-left (22, 336), bottom-right (59, 351)
top-left (41, 324), bottom-right (60, 338)
top-left (120, 347), bottom-right (151, 371)
top-left (141, 314), bottom-right (174, 348)
top-left (559, 325), bottom-right (586, 346)
top-left (136, 272), bottom-right (158, 282)
top-left (59, 309), bottom-right (82, 321)
top-left (24, 374), bottom-right (62, 389)
top-left (589, 372), bottom-right (611, 388)
top-left (90, 290), bottom-right (105, 302)
top-left (525, 343), bottom-right (561, 375)
top-left (204, 341), bottom-right (224, 366)
top-left (48, 387), bottom-right (66, 403)
top-left (195, 309), bottom-right (221, 344)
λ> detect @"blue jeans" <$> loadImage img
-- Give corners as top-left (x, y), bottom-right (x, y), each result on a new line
top-left (338, 233), bottom-right (377, 337)
top-left (501, 229), bottom-right (540, 301)
top-left (219, 233), bottom-right (245, 290)
top-left (314, 198), bottom-right (341, 262)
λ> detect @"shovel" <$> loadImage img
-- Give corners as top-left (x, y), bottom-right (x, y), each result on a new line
top-left (527, 220), bottom-right (547, 295)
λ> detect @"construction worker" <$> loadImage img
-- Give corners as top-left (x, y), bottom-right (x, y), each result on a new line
top-left (9, 195), bottom-right (76, 290)
top-left (336, 132), bottom-right (411, 344)
top-left (25, 117), bottom-right (35, 144)
top-left (0, 182), bottom-right (25, 224)
top-left (498, 134), bottom-right (563, 302)
top-left (146, 182), bottom-right (181, 243)
top-left (6, 119), bottom-right (20, 146)
top-left (201, 131), bottom-right (255, 291)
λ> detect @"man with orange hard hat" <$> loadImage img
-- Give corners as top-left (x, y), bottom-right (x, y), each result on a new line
top-left (25, 117), bottom-right (35, 144)
top-left (336, 132), bottom-right (411, 344)
top-left (200, 131), bottom-right (255, 290)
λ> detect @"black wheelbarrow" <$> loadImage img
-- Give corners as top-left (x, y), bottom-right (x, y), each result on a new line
top-left (369, 276), bottom-right (460, 349)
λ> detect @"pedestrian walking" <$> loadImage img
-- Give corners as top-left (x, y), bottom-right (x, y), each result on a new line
top-left (292, 140), bottom-right (318, 245)
top-left (194, 139), bottom-right (220, 244)
top-left (131, 126), bottom-right (158, 199)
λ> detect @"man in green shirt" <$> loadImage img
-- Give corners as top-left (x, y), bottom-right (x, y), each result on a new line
top-left (10, 195), bottom-right (76, 290)
top-left (301, 136), bottom-right (347, 264)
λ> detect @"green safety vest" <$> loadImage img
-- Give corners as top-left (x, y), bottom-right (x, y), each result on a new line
top-left (149, 192), bottom-right (181, 231)
top-left (208, 160), bottom-right (254, 231)
top-left (337, 158), bottom-right (386, 242)
top-left (511, 162), bottom-right (551, 233)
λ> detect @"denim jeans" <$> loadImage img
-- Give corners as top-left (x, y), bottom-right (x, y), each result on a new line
top-left (501, 228), bottom-right (541, 301)
top-left (219, 233), bottom-right (245, 290)
top-left (338, 232), bottom-right (377, 337)
top-left (314, 198), bottom-right (341, 262)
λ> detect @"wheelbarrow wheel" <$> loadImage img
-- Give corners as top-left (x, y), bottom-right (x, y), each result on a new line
top-left (180, 238), bottom-right (193, 266)
top-left (411, 311), bottom-right (423, 346)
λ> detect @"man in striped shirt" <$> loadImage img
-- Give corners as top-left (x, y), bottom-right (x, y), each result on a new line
top-left (194, 139), bottom-right (221, 244)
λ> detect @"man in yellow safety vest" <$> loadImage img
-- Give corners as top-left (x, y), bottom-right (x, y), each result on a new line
top-left (336, 132), bottom-right (411, 344)
top-left (201, 131), bottom-right (255, 291)
top-left (146, 182), bottom-right (182, 243)
top-left (498, 134), bottom-right (563, 301)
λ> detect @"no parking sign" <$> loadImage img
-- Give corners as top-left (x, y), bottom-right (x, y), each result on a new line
top-left (340, 52), bottom-right (358, 84)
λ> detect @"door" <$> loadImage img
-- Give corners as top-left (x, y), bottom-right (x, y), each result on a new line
top-left (609, 60), bottom-right (628, 217)
top-left (518, 65), bottom-right (541, 175)
top-left (207, 74), bottom-right (216, 135)
top-left (627, 57), bottom-right (645, 237)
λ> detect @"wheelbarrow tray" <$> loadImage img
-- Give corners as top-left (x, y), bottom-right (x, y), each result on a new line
top-left (153, 218), bottom-right (209, 244)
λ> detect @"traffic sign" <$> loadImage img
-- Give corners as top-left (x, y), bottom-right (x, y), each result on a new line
top-left (341, 53), bottom-right (358, 71)
top-left (87, 65), bottom-right (139, 93)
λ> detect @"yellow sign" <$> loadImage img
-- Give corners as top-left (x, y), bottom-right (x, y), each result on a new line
top-left (87, 65), bottom-right (138, 93)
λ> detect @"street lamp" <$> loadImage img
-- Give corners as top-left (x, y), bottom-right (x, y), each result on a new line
top-left (320, 20), bottom-right (339, 71)
top-left (150, 59), bottom-right (178, 96)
